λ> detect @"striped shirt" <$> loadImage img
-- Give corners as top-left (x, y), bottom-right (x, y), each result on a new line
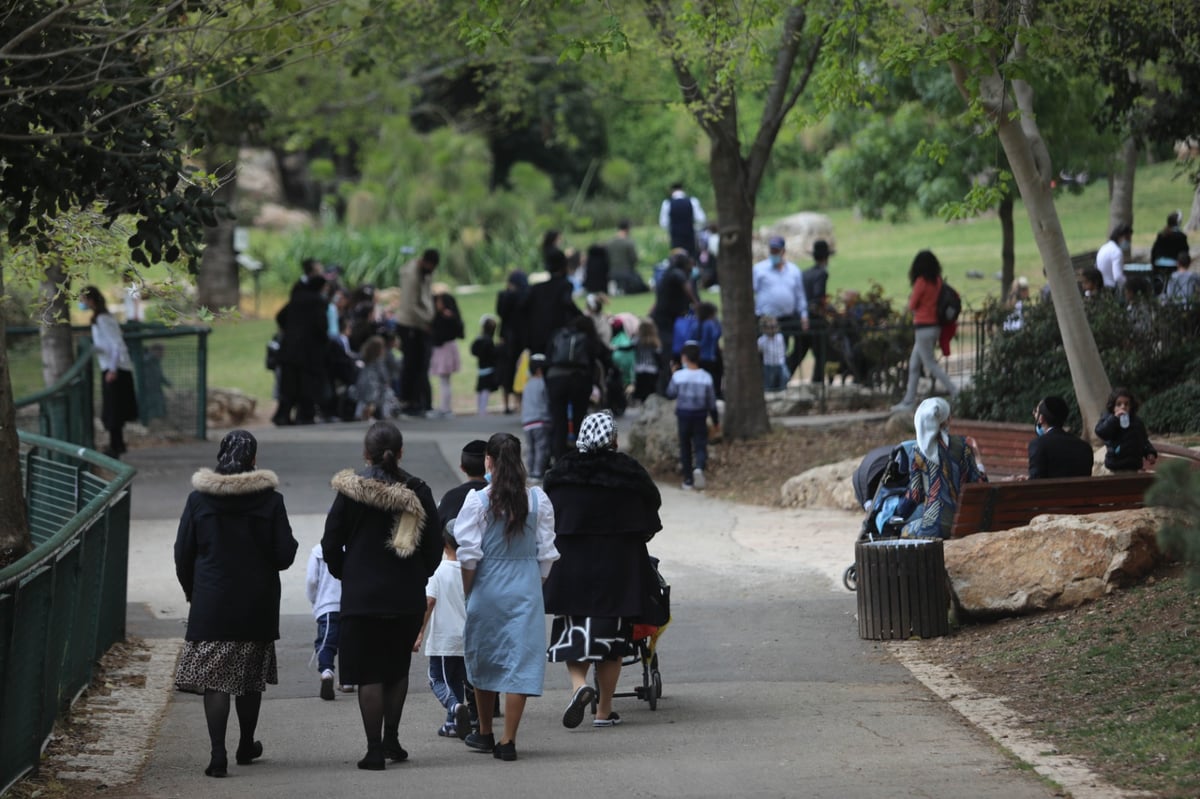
top-left (758, 333), bottom-right (786, 367)
top-left (666, 366), bottom-right (716, 417)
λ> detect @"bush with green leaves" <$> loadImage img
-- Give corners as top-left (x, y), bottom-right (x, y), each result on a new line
top-left (1140, 382), bottom-right (1200, 434)
top-left (958, 291), bottom-right (1200, 432)
top-left (1146, 460), bottom-right (1200, 590)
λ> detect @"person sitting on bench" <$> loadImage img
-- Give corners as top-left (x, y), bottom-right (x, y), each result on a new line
top-left (899, 397), bottom-right (987, 539)
top-left (1027, 395), bottom-right (1094, 479)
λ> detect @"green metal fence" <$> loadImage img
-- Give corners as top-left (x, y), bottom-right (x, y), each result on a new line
top-left (0, 432), bottom-right (135, 794)
top-left (9, 323), bottom-right (210, 445)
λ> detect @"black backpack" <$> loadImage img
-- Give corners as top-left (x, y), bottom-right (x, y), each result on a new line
top-left (936, 281), bottom-right (962, 325)
top-left (548, 327), bottom-right (591, 369)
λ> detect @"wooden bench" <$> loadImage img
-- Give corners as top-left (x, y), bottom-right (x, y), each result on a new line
top-left (949, 473), bottom-right (1156, 538)
top-left (951, 419), bottom-right (1030, 480)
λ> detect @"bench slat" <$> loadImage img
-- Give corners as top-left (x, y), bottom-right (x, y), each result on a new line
top-left (949, 474), bottom-right (1156, 537)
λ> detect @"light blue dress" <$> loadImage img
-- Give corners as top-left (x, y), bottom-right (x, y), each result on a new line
top-left (463, 492), bottom-right (547, 696)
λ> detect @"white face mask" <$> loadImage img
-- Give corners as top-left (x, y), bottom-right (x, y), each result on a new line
top-left (769, 253), bottom-right (783, 267)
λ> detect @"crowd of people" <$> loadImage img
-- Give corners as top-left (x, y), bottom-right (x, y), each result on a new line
top-left (174, 414), bottom-right (664, 773)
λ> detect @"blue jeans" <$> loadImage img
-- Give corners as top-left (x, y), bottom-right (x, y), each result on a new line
top-left (762, 363), bottom-right (789, 391)
top-left (428, 655), bottom-right (470, 723)
top-left (314, 611), bottom-right (340, 673)
top-left (677, 413), bottom-right (708, 478)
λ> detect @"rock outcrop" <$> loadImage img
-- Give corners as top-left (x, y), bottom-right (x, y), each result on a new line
top-left (625, 395), bottom-right (681, 474)
top-left (943, 508), bottom-right (1167, 618)
top-left (781, 456), bottom-right (863, 511)
top-left (207, 388), bottom-right (258, 427)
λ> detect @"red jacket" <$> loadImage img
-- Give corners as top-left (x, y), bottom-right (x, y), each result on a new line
top-left (909, 276), bottom-right (942, 326)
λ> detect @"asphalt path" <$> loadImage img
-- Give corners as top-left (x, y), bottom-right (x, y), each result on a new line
top-left (115, 414), bottom-right (1055, 799)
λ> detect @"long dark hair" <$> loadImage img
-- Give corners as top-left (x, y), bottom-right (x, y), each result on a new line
top-left (486, 432), bottom-right (528, 539)
top-left (83, 285), bottom-right (109, 325)
top-left (364, 421), bottom-right (404, 480)
top-left (1106, 387), bottom-right (1138, 415)
top-left (908, 250), bottom-right (942, 286)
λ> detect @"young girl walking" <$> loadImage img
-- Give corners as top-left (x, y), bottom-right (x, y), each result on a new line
top-left (471, 315), bottom-right (500, 416)
top-left (429, 292), bottom-right (465, 418)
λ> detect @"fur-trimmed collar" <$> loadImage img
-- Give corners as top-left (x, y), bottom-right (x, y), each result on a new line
top-left (331, 469), bottom-right (427, 557)
top-left (192, 468), bottom-right (279, 495)
top-left (543, 450), bottom-right (661, 509)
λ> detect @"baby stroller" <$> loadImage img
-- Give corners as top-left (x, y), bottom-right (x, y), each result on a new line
top-left (594, 555), bottom-right (670, 710)
top-left (843, 440), bottom-right (916, 591)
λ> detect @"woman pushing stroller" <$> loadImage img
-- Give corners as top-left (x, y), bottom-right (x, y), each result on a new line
top-left (542, 411), bottom-right (663, 728)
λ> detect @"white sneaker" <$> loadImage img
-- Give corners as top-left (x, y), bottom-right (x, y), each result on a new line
top-left (692, 468), bottom-right (706, 490)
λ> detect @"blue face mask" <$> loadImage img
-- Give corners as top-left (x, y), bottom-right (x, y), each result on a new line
top-left (78, 301), bottom-right (89, 311)
top-left (769, 253), bottom-right (782, 267)
top-left (1035, 424), bottom-right (1045, 437)
top-left (691, 267), bottom-right (701, 280)
top-left (484, 472), bottom-right (491, 483)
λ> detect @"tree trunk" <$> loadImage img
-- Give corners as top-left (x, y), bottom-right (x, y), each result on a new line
top-left (710, 140), bottom-right (771, 440)
top-left (1187, 180), bottom-right (1200, 233)
top-left (999, 193), bottom-right (1015, 300)
top-left (994, 107), bottom-right (1111, 437)
top-left (1107, 137), bottom-right (1137, 237)
top-left (38, 255), bottom-right (75, 388)
top-left (0, 260), bottom-right (32, 565)
top-left (196, 150), bottom-right (241, 311)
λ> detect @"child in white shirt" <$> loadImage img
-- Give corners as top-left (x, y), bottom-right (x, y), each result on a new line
top-left (417, 527), bottom-right (473, 738)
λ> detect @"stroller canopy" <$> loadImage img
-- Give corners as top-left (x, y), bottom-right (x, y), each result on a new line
top-left (853, 444), bottom-right (896, 509)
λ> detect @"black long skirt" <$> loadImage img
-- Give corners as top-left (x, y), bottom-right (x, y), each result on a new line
top-left (338, 615), bottom-right (423, 685)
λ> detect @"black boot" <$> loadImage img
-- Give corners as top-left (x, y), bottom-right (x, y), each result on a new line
top-left (381, 734), bottom-right (408, 762)
top-left (357, 743), bottom-right (385, 771)
top-left (204, 751), bottom-right (228, 778)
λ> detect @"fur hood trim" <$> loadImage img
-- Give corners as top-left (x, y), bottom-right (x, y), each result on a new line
top-left (192, 468), bottom-right (279, 495)
top-left (331, 469), bottom-right (427, 557)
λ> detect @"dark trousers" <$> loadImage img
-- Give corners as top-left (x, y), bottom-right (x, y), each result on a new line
top-left (397, 325), bottom-right (432, 413)
top-left (314, 612), bottom-right (340, 674)
top-left (654, 319), bottom-right (675, 395)
top-left (546, 369), bottom-right (592, 463)
top-left (677, 413), bottom-right (709, 477)
top-left (792, 316), bottom-right (828, 383)
top-left (275, 363), bottom-right (322, 424)
top-left (777, 314), bottom-right (805, 377)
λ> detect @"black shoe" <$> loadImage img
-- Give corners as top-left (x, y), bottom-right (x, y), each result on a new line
top-left (235, 740), bottom-right (263, 765)
top-left (562, 685), bottom-right (596, 729)
top-left (463, 731), bottom-right (494, 753)
top-left (320, 672), bottom-right (335, 701)
top-left (357, 744), bottom-right (386, 771)
top-left (381, 735), bottom-right (408, 762)
top-left (493, 740), bottom-right (518, 761)
top-left (453, 704), bottom-right (472, 741)
top-left (204, 754), bottom-right (228, 778)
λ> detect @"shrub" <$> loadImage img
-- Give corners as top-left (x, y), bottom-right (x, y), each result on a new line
top-left (1146, 461), bottom-right (1200, 590)
top-left (1140, 382), bottom-right (1200, 434)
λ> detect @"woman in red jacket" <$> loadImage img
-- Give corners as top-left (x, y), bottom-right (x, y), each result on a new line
top-left (892, 250), bottom-right (958, 411)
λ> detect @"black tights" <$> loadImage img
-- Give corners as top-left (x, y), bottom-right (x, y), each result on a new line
top-left (357, 678), bottom-right (409, 744)
top-left (203, 690), bottom-right (261, 756)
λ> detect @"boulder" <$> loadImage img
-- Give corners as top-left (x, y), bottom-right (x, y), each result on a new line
top-left (943, 508), bottom-right (1168, 618)
top-left (207, 387), bottom-right (258, 426)
top-left (780, 456), bottom-right (863, 511)
top-left (765, 386), bottom-right (815, 416)
top-left (756, 213), bottom-right (835, 262)
top-left (625, 395), bottom-right (680, 473)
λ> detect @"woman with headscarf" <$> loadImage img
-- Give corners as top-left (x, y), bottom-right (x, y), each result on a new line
top-left (899, 398), bottom-right (987, 539)
top-left (82, 286), bottom-right (138, 458)
top-left (542, 411), bottom-right (662, 729)
top-left (321, 421), bottom-right (444, 770)
top-left (174, 430), bottom-right (298, 778)
top-left (496, 270), bottom-right (530, 414)
top-left (455, 432), bottom-right (559, 761)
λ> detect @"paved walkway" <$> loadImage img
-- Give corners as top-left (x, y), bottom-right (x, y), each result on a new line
top-left (48, 412), bottom-right (1071, 798)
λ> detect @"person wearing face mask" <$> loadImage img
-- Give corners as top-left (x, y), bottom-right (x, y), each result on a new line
top-left (752, 236), bottom-right (809, 382)
top-left (1027, 396), bottom-right (1094, 479)
top-left (1095, 223), bottom-right (1133, 290)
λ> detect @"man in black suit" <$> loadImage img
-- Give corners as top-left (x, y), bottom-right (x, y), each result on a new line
top-left (1028, 396), bottom-right (1095, 479)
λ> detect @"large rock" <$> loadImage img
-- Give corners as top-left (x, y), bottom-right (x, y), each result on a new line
top-left (756, 212), bottom-right (835, 262)
top-left (943, 508), bottom-right (1167, 618)
top-left (625, 395), bottom-right (680, 473)
top-left (781, 456), bottom-right (862, 511)
top-left (207, 387), bottom-right (258, 427)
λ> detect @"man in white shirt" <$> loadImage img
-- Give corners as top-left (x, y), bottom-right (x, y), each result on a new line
top-left (752, 236), bottom-right (809, 379)
top-left (659, 183), bottom-right (706, 258)
top-left (1096, 223), bottom-right (1132, 289)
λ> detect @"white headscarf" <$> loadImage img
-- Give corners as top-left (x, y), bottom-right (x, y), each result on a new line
top-left (914, 397), bottom-right (951, 465)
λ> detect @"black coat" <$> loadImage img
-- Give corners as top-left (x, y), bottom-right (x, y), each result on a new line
top-left (175, 469), bottom-right (297, 642)
top-left (1094, 413), bottom-right (1157, 472)
top-left (322, 466), bottom-right (444, 618)
top-left (276, 282), bottom-right (329, 366)
top-left (542, 449), bottom-right (662, 618)
top-left (1028, 427), bottom-right (1094, 479)
top-left (438, 478), bottom-right (489, 531)
top-left (525, 275), bottom-right (581, 357)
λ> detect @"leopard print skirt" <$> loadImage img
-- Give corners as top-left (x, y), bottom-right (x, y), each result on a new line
top-left (175, 640), bottom-right (278, 696)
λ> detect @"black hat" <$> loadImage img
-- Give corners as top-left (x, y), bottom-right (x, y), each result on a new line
top-left (813, 240), bottom-right (832, 260)
top-left (462, 440), bottom-right (487, 456)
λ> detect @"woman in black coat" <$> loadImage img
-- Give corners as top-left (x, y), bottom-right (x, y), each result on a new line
top-left (542, 411), bottom-right (662, 729)
top-left (174, 430), bottom-right (298, 778)
top-left (322, 421), bottom-right (444, 770)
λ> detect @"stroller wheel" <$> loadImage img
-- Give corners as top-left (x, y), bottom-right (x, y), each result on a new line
top-left (653, 670), bottom-right (663, 699)
top-left (843, 564), bottom-right (858, 592)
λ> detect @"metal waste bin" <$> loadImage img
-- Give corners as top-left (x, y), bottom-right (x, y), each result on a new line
top-left (856, 539), bottom-right (948, 640)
